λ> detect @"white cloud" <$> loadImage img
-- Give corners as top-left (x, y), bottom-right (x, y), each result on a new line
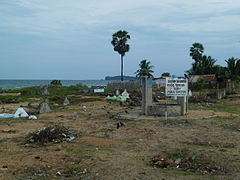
top-left (1, 0), bottom-right (240, 37)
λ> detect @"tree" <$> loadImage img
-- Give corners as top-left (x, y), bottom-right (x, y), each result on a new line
top-left (161, 72), bottom-right (171, 77)
top-left (187, 42), bottom-right (218, 75)
top-left (111, 30), bottom-right (130, 81)
top-left (190, 43), bottom-right (204, 61)
top-left (135, 59), bottom-right (154, 78)
top-left (187, 55), bottom-right (217, 75)
top-left (213, 65), bottom-right (227, 80)
top-left (50, 80), bottom-right (62, 86)
top-left (225, 57), bottom-right (240, 80)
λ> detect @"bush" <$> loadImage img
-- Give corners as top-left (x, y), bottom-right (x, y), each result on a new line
top-left (50, 80), bottom-right (62, 86)
top-left (191, 79), bottom-right (205, 91)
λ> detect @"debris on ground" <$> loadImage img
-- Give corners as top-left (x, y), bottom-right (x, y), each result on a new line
top-left (2, 129), bottom-right (16, 133)
top-left (26, 125), bottom-right (77, 144)
top-left (150, 151), bottom-right (227, 175)
top-left (184, 140), bottom-right (235, 148)
top-left (126, 95), bottom-right (141, 106)
top-left (56, 171), bottom-right (62, 176)
top-left (117, 121), bottom-right (124, 129)
top-left (1, 165), bottom-right (8, 171)
top-left (29, 115), bottom-right (38, 120)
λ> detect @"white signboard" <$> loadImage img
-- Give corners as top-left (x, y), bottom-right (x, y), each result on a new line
top-left (165, 78), bottom-right (188, 96)
top-left (94, 89), bottom-right (105, 93)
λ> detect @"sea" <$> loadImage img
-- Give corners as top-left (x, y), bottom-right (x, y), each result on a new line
top-left (0, 80), bottom-right (113, 89)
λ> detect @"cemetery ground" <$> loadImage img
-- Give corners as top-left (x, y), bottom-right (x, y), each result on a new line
top-left (0, 87), bottom-right (240, 179)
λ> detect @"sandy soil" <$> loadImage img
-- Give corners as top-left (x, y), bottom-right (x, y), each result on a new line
top-left (0, 95), bottom-right (240, 180)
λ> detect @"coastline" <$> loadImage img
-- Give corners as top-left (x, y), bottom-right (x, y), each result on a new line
top-left (0, 79), bottom-right (111, 89)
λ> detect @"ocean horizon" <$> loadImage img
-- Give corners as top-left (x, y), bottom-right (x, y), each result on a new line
top-left (0, 79), bottom-right (113, 89)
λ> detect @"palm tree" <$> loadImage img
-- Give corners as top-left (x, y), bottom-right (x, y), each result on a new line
top-left (190, 43), bottom-right (204, 61)
top-left (187, 55), bottom-right (217, 75)
top-left (225, 57), bottom-right (240, 80)
top-left (111, 30), bottom-right (130, 81)
top-left (135, 59), bottom-right (154, 78)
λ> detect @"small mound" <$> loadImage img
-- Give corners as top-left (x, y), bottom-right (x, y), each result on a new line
top-left (26, 125), bottom-right (77, 144)
top-left (150, 150), bottom-right (228, 175)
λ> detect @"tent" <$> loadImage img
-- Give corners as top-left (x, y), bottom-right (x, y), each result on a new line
top-left (14, 108), bottom-right (29, 118)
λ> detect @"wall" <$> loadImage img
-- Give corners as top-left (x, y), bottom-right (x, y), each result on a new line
top-left (107, 80), bottom-right (140, 89)
top-left (147, 104), bottom-right (181, 116)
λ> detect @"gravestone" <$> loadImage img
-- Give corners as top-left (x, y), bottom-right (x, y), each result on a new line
top-left (63, 97), bottom-right (70, 106)
top-left (116, 89), bottom-right (120, 96)
top-left (217, 90), bottom-right (226, 99)
top-left (42, 86), bottom-right (50, 95)
top-left (121, 89), bottom-right (130, 98)
top-left (39, 99), bottom-right (51, 114)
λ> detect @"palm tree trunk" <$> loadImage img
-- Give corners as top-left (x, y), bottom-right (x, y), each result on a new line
top-left (121, 55), bottom-right (123, 81)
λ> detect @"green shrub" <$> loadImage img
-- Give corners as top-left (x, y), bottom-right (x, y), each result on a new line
top-left (191, 79), bottom-right (205, 91)
top-left (50, 80), bottom-right (62, 86)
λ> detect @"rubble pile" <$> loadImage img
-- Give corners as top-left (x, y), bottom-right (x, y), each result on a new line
top-left (151, 153), bottom-right (227, 174)
top-left (27, 125), bottom-right (76, 144)
top-left (126, 95), bottom-right (141, 106)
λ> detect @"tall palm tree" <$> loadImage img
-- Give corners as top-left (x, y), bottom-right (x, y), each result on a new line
top-left (135, 59), bottom-right (154, 78)
top-left (111, 30), bottom-right (130, 81)
top-left (190, 43), bottom-right (204, 61)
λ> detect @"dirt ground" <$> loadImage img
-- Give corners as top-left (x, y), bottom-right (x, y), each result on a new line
top-left (0, 94), bottom-right (240, 180)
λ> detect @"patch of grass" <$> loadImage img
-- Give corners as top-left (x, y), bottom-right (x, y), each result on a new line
top-left (183, 141), bottom-right (235, 149)
top-left (0, 85), bottom-right (96, 103)
top-left (61, 166), bottom-right (86, 178)
top-left (221, 124), bottom-right (240, 132)
top-left (162, 167), bottom-right (201, 176)
top-left (65, 144), bottom-right (95, 156)
top-left (214, 116), bottom-right (237, 121)
top-left (162, 119), bottom-right (193, 126)
top-left (0, 149), bottom-right (22, 155)
top-left (211, 104), bottom-right (240, 114)
top-left (150, 148), bottom-right (228, 175)
top-left (189, 102), bottom-right (240, 115)
top-left (0, 96), bottom-right (20, 104)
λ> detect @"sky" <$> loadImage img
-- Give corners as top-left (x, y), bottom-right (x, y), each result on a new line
top-left (0, 0), bottom-right (240, 80)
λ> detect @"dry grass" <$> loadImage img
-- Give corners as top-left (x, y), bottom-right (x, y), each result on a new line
top-left (0, 94), bottom-right (240, 179)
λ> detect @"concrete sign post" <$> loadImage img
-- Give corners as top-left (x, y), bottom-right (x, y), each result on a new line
top-left (165, 77), bottom-right (188, 115)
top-left (141, 76), bottom-right (153, 115)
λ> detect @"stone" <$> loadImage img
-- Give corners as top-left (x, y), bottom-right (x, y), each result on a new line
top-left (175, 158), bottom-right (181, 165)
top-left (42, 86), bottom-right (50, 95)
top-left (56, 171), bottom-right (61, 176)
top-left (39, 101), bottom-right (51, 114)
top-left (116, 89), bottom-right (120, 96)
top-left (63, 97), bottom-right (70, 106)
top-left (29, 115), bottom-right (38, 120)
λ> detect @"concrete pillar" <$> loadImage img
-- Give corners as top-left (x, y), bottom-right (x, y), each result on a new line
top-left (177, 96), bottom-right (187, 115)
top-left (141, 76), bottom-right (153, 115)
